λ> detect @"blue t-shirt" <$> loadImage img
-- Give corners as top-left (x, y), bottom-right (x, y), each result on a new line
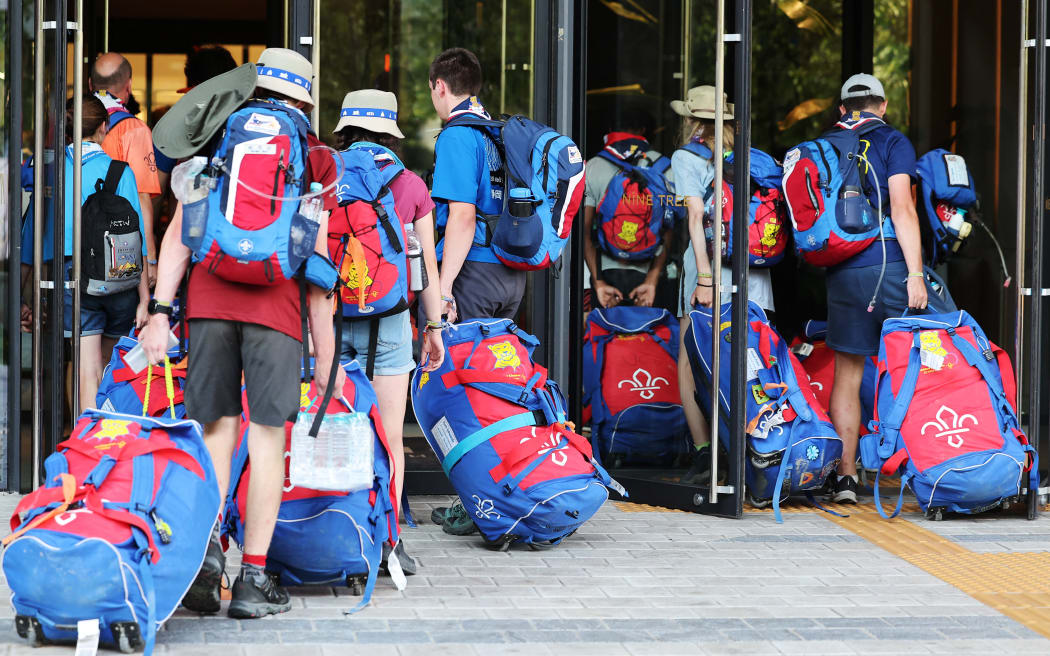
top-left (835, 112), bottom-right (915, 267)
top-left (21, 142), bottom-right (145, 264)
top-left (431, 98), bottom-right (505, 264)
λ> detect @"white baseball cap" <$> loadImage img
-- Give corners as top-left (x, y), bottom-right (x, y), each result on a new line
top-left (332, 89), bottom-right (405, 139)
top-left (841, 73), bottom-right (886, 101)
top-left (255, 48), bottom-right (314, 107)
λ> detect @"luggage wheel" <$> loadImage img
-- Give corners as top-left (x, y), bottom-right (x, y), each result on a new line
top-left (482, 534), bottom-right (515, 552)
top-left (926, 507), bottom-right (945, 521)
top-left (15, 615), bottom-right (43, 647)
top-left (111, 621), bottom-right (142, 654)
top-left (346, 575), bottom-right (366, 596)
top-left (746, 492), bottom-right (771, 509)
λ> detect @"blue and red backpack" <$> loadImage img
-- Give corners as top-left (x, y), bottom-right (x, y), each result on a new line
top-left (443, 113), bottom-right (585, 270)
top-left (183, 99), bottom-right (328, 287)
top-left (684, 301), bottom-right (842, 520)
top-left (782, 116), bottom-right (888, 267)
top-left (328, 143), bottom-right (408, 319)
top-left (226, 359), bottom-right (399, 608)
top-left (681, 143), bottom-right (789, 267)
top-left (3, 410), bottom-right (220, 654)
top-left (582, 306), bottom-right (688, 465)
top-left (863, 311), bottom-right (1038, 518)
top-left (96, 335), bottom-right (188, 419)
top-left (411, 319), bottom-right (621, 548)
top-left (594, 137), bottom-right (679, 261)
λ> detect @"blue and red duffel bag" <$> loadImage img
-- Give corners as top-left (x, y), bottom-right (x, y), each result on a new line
top-left (411, 319), bottom-right (622, 548)
top-left (96, 335), bottom-right (188, 419)
top-left (225, 359), bottom-right (399, 607)
top-left (583, 306), bottom-right (688, 465)
top-left (863, 310), bottom-right (1039, 518)
top-left (3, 409), bottom-right (220, 654)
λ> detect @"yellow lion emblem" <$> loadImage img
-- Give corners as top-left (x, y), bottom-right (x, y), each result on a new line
top-left (760, 220), bottom-right (781, 248)
top-left (617, 221), bottom-right (640, 244)
top-left (418, 372), bottom-right (430, 389)
top-left (87, 418), bottom-right (132, 449)
top-left (919, 331), bottom-right (948, 358)
top-left (342, 259), bottom-right (373, 290)
top-left (488, 341), bottom-right (522, 369)
top-left (299, 382), bottom-right (313, 410)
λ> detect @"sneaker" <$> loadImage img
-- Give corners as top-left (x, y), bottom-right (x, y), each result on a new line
top-left (381, 540), bottom-right (417, 576)
top-left (680, 445), bottom-right (712, 485)
top-left (832, 474), bottom-right (859, 504)
top-left (181, 535), bottom-right (224, 613)
top-left (228, 565), bottom-right (291, 619)
top-left (433, 500), bottom-right (479, 536)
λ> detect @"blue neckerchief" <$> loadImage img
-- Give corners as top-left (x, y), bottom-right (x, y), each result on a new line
top-left (447, 96), bottom-right (491, 122)
top-left (348, 141), bottom-right (405, 169)
top-left (601, 132), bottom-right (650, 162)
top-left (65, 141), bottom-right (106, 164)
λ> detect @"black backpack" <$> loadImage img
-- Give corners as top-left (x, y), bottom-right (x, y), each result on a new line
top-left (81, 160), bottom-right (143, 296)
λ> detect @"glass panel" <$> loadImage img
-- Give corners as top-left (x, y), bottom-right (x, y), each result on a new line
top-left (0, 0), bottom-right (10, 489)
top-left (874, 0), bottom-right (911, 133)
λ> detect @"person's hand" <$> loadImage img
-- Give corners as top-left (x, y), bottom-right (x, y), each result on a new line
top-left (314, 359), bottom-right (347, 395)
top-left (629, 281), bottom-right (656, 307)
top-left (421, 328), bottom-right (445, 372)
top-left (907, 275), bottom-right (928, 310)
top-left (441, 292), bottom-right (458, 324)
top-left (135, 301), bottom-right (149, 331)
top-left (20, 303), bottom-right (32, 332)
top-left (594, 281), bottom-right (623, 308)
top-left (691, 284), bottom-right (714, 308)
top-left (147, 262), bottom-right (157, 289)
top-left (140, 313), bottom-right (171, 365)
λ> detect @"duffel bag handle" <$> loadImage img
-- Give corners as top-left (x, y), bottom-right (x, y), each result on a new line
top-left (144, 356), bottom-right (179, 419)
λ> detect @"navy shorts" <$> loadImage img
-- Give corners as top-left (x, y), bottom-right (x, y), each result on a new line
top-left (826, 260), bottom-right (956, 356)
top-left (63, 260), bottom-right (139, 338)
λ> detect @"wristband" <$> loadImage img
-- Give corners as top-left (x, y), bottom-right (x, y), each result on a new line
top-left (907, 272), bottom-right (924, 278)
top-left (698, 272), bottom-right (713, 278)
top-left (147, 259), bottom-right (158, 265)
top-left (425, 320), bottom-right (443, 332)
top-left (696, 282), bottom-right (713, 288)
top-left (441, 295), bottom-right (456, 305)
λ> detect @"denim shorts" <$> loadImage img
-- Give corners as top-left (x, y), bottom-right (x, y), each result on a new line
top-left (826, 260), bottom-right (957, 356)
top-left (337, 310), bottom-right (415, 377)
top-left (63, 261), bottom-right (138, 338)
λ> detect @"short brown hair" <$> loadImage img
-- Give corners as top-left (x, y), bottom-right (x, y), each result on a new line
top-left (336, 126), bottom-right (401, 155)
top-left (66, 95), bottom-right (108, 143)
top-left (428, 48), bottom-right (482, 97)
top-left (842, 95), bottom-right (884, 113)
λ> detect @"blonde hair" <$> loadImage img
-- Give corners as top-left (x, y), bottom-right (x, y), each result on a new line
top-left (681, 117), bottom-right (735, 154)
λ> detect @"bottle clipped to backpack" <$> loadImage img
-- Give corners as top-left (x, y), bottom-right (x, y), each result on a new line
top-left (172, 156), bottom-right (212, 252)
top-left (293, 182), bottom-right (325, 260)
top-left (406, 223), bottom-right (427, 291)
top-left (290, 399), bottom-right (374, 492)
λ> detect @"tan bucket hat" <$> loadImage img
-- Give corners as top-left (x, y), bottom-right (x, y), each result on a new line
top-left (332, 89), bottom-right (405, 139)
top-left (671, 85), bottom-right (734, 120)
top-left (255, 47), bottom-right (314, 107)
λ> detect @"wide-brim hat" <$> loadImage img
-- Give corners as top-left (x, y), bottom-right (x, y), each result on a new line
top-left (255, 47), bottom-right (315, 107)
top-left (332, 89), bottom-right (405, 139)
top-left (153, 63), bottom-right (257, 159)
top-left (671, 85), bottom-right (734, 120)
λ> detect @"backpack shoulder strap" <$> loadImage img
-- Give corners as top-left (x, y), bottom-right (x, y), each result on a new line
top-left (108, 110), bottom-right (135, 130)
top-left (102, 160), bottom-right (128, 194)
top-left (679, 141), bottom-right (713, 161)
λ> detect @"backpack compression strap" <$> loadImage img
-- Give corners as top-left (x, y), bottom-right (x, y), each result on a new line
top-left (100, 160), bottom-right (129, 194)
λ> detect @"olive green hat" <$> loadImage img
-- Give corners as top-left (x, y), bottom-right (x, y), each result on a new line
top-left (153, 63), bottom-right (258, 159)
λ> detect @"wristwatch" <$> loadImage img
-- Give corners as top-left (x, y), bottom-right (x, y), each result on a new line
top-left (148, 299), bottom-right (174, 317)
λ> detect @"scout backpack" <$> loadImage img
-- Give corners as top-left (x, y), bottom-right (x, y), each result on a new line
top-left (582, 306), bottom-right (688, 465)
top-left (411, 319), bottom-right (622, 548)
top-left (96, 335), bottom-right (188, 419)
top-left (782, 116), bottom-right (887, 267)
top-left (226, 360), bottom-right (400, 608)
top-left (183, 100), bottom-right (313, 285)
top-left (81, 159), bottom-right (143, 295)
top-left (863, 311), bottom-right (1038, 519)
top-left (444, 113), bottom-right (585, 270)
top-left (594, 151), bottom-right (678, 261)
top-left (682, 143), bottom-right (789, 267)
top-left (328, 143), bottom-right (409, 318)
top-left (684, 301), bottom-right (842, 520)
top-left (3, 410), bottom-right (220, 654)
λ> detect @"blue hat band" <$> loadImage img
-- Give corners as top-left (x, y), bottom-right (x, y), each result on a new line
top-left (341, 107), bottom-right (397, 121)
top-left (258, 66), bottom-right (312, 92)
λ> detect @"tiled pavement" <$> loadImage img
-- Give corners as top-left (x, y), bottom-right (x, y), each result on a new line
top-left (0, 493), bottom-right (1048, 655)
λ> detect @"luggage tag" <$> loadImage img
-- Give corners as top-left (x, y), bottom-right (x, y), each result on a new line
top-left (387, 546), bottom-right (408, 591)
top-left (919, 331), bottom-right (946, 371)
top-left (746, 348), bottom-right (764, 382)
top-left (75, 618), bottom-right (100, 656)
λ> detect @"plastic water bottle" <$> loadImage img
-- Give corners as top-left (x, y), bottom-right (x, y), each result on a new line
top-left (406, 224), bottom-right (427, 291)
top-left (300, 182), bottom-right (325, 224)
top-left (290, 408), bottom-right (374, 492)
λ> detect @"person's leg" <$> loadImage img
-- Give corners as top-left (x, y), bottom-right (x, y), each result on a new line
top-left (372, 373), bottom-right (410, 510)
top-left (241, 421), bottom-right (287, 556)
top-left (677, 315), bottom-right (715, 485)
top-left (78, 334), bottom-right (103, 413)
top-left (830, 352), bottom-right (866, 478)
top-left (203, 415), bottom-right (241, 502)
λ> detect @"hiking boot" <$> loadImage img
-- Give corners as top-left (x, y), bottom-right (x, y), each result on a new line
top-left (832, 474), bottom-right (859, 504)
top-left (433, 500), bottom-right (479, 536)
top-left (680, 445), bottom-right (713, 485)
top-left (228, 565), bottom-right (291, 619)
top-left (381, 540), bottom-right (417, 576)
top-left (181, 534), bottom-right (224, 614)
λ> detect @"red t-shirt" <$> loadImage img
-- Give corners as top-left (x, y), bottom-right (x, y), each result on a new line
top-left (186, 133), bottom-right (338, 340)
top-left (390, 169), bottom-right (436, 225)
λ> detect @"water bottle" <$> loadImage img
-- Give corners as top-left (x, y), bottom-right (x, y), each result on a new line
top-left (406, 224), bottom-right (427, 291)
top-left (300, 182), bottom-right (325, 224)
top-left (509, 187), bottom-right (535, 217)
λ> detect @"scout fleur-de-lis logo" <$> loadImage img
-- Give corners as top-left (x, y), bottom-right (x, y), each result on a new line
top-left (618, 368), bottom-right (668, 400)
top-left (488, 342), bottom-right (521, 369)
top-left (921, 405), bottom-right (977, 448)
top-left (618, 221), bottom-right (640, 244)
top-left (472, 495), bottom-right (501, 520)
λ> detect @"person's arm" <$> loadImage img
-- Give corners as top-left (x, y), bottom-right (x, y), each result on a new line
top-left (141, 204), bottom-right (192, 364)
top-left (887, 172), bottom-right (927, 309)
top-left (414, 210), bottom-right (445, 372)
top-left (686, 195), bottom-right (714, 308)
top-left (139, 192), bottom-right (157, 285)
top-left (438, 201), bottom-right (476, 323)
top-left (307, 209), bottom-right (345, 394)
top-left (583, 205), bottom-right (620, 308)
top-left (630, 228), bottom-right (671, 308)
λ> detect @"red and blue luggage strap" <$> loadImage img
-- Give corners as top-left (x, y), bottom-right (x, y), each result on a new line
top-left (870, 316), bottom-right (1039, 518)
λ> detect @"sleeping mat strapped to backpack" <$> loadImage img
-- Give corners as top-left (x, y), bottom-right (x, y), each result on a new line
top-left (863, 311), bottom-right (1038, 518)
top-left (226, 360), bottom-right (399, 607)
top-left (583, 306), bottom-right (688, 465)
top-left (3, 410), bottom-right (220, 654)
top-left (411, 319), bottom-right (621, 548)
top-left (683, 302), bottom-right (842, 520)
